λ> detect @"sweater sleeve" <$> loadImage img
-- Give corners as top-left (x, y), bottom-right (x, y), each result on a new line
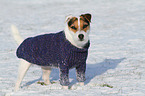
top-left (76, 62), bottom-right (86, 82)
top-left (59, 61), bottom-right (69, 86)
top-left (59, 44), bottom-right (70, 86)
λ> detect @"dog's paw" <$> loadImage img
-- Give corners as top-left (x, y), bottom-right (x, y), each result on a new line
top-left (70, 82), bottom-right (85, 90)
top-left (62, 86), bottom-right (69, 89)
top-left (79, 82), bottom-right (84, 86)
top-left (14, 87), bottom-right (19, 92)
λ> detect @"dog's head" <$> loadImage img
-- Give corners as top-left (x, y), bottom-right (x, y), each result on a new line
top-left (64, 13), bottom-right (91, 48)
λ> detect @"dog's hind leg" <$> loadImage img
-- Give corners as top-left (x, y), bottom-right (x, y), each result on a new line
top-left (15, 59), bottom-right (31, 91)
top-left (41, 66), bottom-right (51, 85)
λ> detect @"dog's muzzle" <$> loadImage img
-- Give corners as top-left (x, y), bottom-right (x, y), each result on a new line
top-left (78, 34), bottom-right (84, 41)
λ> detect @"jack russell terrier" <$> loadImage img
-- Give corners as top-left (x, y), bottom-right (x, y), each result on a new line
top-left (11, 13), bottom-right (91, 91)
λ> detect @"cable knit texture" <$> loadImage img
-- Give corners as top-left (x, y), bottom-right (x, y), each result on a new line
top-left (16, 31), bottom-right (90, 86)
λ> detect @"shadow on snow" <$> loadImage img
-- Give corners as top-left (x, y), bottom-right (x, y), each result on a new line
top-left (23, 58), bottom-right (126, 87)
top-left (85, 58), bottom-right (126, 84)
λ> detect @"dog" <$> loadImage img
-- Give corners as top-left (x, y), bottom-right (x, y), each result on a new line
top-left (11, 13), bottom-right (91, 91)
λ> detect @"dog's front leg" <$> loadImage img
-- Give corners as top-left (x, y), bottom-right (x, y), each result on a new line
top-left (59, 67), bottom-right (69, 89)
top-left (76, 63), bottom-right (86, 86)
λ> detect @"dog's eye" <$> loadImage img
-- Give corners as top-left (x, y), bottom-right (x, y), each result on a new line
top-left (83, 25), bottom-right (88, 29)
top-left (71, 26), bottom-right (77, 30)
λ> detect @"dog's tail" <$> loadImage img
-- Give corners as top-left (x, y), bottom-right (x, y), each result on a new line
top-left (11, 25), bottom-right (24, 45)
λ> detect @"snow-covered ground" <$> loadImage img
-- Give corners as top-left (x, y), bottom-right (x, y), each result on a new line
top-left (0, 0), bottom-right (145, 95)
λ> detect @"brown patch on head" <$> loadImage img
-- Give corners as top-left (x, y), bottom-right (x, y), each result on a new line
top-left (80, 19), bottom-right (90, 32)
top-left (80, 13), bottom-right (91, 22)
top-left (67, 17), bottom-right (78, 33)
top-left (80, 13), bottom-right (92, 32)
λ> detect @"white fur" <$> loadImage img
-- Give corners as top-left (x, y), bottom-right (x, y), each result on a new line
top-left (64, 16), bottom-right (90, 49)
top-left (11, 25), bottom-right (32, 91)
top-left (11, 25), bottom-right (23, 45)
top-left (41, 66), bottom-right (51, 85)
top-left (65, 15), bottom-right (73, 22)
top-left (78, 17), bottom-right (80, 31)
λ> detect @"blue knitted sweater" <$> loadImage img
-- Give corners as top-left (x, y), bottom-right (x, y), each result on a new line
top-left (16, 31), bottom-right (90, 86)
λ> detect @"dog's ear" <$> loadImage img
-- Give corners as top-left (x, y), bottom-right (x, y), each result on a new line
top-left (65, 15), bottom-right (73, 22)
top-left (80, 13), bottom-right (92, 22)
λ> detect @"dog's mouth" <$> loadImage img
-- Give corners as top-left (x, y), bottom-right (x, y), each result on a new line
top-left (79, 39), bottom-right (84, 41)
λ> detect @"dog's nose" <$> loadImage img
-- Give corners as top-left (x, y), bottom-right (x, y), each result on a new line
top-left (78, 34), bottom-right (84, 41)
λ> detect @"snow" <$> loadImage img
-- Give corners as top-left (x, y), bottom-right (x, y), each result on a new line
top-left (0, 0), bottom-right (145, 95)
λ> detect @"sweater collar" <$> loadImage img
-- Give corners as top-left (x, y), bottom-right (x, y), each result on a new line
top-left (61, 31), bottom-right (90, 52)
